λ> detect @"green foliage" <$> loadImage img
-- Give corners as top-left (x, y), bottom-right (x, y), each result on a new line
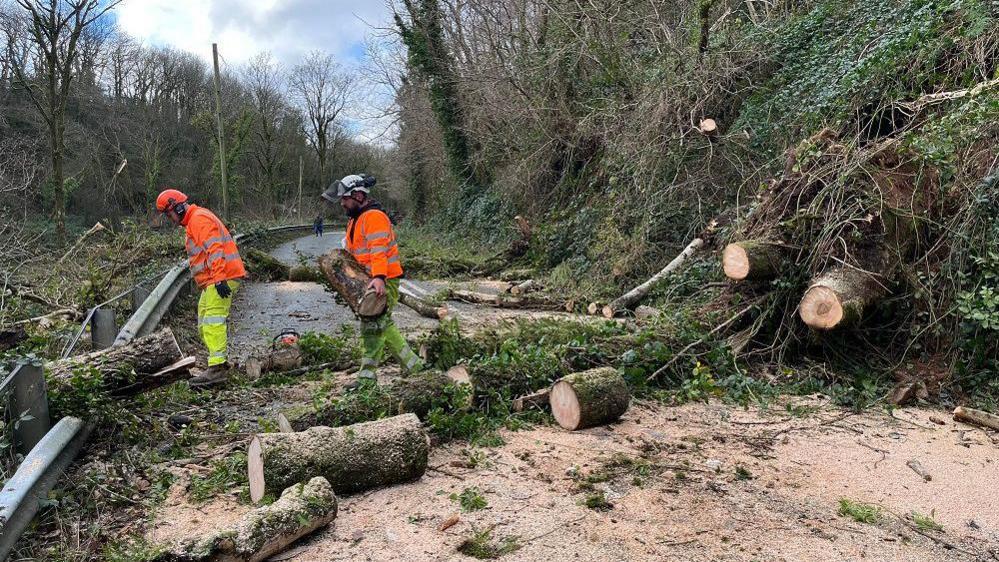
top-left (582, 491), bottom-right (614, 511)
top-left (450, 486), bottom-right (488, 512)
top-left (911, 510), bottom-right (943, 531)
top-left (837, 498), bottom-right (881, 524)
top-left (458, 528), bottom-right (521, 559)
top-left (189, 453), bottom-right (250, 503)
top-left (298, 329), bottom-right (357, 365)
top-left (46, 364), bottom-right (117, 421)
top-left (103, 536), bottom-right (165, 562)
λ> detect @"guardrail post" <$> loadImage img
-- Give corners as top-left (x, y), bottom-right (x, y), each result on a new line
top-left (10, 362), bottom-right (51, 455)
top-left (90, 307), bottom-right (117, 349)
top-left (131, 285), bottom-right (151, 314)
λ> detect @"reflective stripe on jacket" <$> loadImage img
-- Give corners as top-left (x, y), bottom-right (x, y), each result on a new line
top-left (182, 205), bottom-right (247, 288)
top-left (345, 208), bottom-right (403, 279)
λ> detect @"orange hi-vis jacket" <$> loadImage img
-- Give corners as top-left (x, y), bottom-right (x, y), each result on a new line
top-left (182, 204), bottom-right (246, 288)
top-left (344, 207), bottom-right (403, 279)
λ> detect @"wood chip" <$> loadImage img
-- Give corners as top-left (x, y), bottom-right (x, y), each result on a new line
top-left (439, 513), bottom-right (460, 532)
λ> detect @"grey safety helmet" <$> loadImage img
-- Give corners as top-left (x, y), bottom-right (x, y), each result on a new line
top-left (321, 174), bottom-right (376, 203)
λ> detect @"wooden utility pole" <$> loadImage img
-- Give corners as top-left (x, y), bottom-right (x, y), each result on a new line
top-left (298, 155), bottom-right (304, 221)
top-left (212, 43), bottom-right (229, 222)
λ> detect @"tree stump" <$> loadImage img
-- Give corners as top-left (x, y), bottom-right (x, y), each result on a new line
top-left (248, 413), bottom-right (428, 502)
top-left (550, 367), bottom-right (630, 431)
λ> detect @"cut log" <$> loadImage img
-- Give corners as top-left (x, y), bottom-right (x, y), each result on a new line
top-left (245, 247), bottom-right (291, 281)
top-left (248, 413), bottom-right (429, 502)
top-left (318, 249), bottom-right (386, 317)
top-left (288, 265), bottom-right (324, 283)
top-left (604, 236), bottom-right (706, 317)
top-left (448, 289), bottom-right (559, 311)
top-left (698, 118), bottom-right (718, 137)
top-left (798, 266), bottom-right (887, 330)
top-left (550, 367), bottom-right (630, 431)
top-left (46, 328), bottom-right (188, 396)
top-left (510, 280), bottom-right (539, 296)
top-left (587, 302), bottom-right (601, 316)
top-left (512, 388), bottom-right (551, 412)
top-left (722, 241), bottom-right (784, 281)
top-left (245, 347), bottom-right (304, 380)
top-left (399, 291), bottom-right (449, 320)
top-left (156, 477), bottom-right (337, 562)
top-left (308, 371), bottom-right (470, 427)
top-left (953, 406), bottom-right (999, 431)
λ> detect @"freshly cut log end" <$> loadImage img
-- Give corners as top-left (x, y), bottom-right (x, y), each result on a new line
top-left (587, 302), bottom-right (600, 316)
top-left (798, 267), bottom-right (887, 331)
top-left (699, 118), bottom-right (718, 135)
top-left (722, 241), bottom-right (782, 281)
top-left (601, 305), bottom-right (615, 319)
top-left (550, 367), bottom-right (630, 431)
top-left (158, 476), bottom-right (337, 562)
top-left (248, 413), bottom-right (429, 503)
top-left (399, 291), bottom-right (449, 320)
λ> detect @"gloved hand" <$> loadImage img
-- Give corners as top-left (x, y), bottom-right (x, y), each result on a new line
top-left (215, 281), bottom-right (232, 299)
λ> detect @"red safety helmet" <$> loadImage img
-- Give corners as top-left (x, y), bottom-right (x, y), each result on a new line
top-left (156, 188), bottom-right (188, 213)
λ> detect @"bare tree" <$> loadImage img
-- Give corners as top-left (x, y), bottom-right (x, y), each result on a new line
top-left (289, 50), bottom-right (353, 183)
top-left (243, 51), bottom-right (292, 206)
top-left (2, 0), bottom-right (122, 244)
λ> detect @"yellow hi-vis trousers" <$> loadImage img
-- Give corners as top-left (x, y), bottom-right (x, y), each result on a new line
top-left (198, 280), bottom-right (239, 366)
top-left (359, 278), bottom-right (424, 379)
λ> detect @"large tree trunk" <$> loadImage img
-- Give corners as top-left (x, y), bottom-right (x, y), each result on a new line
top-left (448, 289), bottom-right (560, 311)
top-left (156, 477), bottom-right (337, 562)
top-left (399, 291), bottom-right (449, 320)
top-left (318, 249), bottom-right (386, 317)
top-left (248, 413), bottom-right (428, 502)
top-left (603, 237), bottom-right (705, 318)
top-left (244, 247), bottom-right (290, 281)
top-left (722, 241), bottom-right (784, 281)
top-left (46, 328), bottom-right (190, 396)
top-left (798, 266), bottom-right (888, 330)
top-left (550, 367), bottom-right (630, 431)
top-left (294, 370), bottom-right (468, 429)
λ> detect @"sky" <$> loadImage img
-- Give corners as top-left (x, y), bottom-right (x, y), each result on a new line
top-left (116, 0), bottom-right (400, 142)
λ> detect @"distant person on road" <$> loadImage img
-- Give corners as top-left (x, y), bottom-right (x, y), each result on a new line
top-left (156, 188), bottom-right (245, 387)
top-left (321, 174), bottom-right (424, 388)
top-left (313, 214), bottom-right (324, 237)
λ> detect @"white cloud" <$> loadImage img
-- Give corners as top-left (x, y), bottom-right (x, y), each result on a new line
top-left (116, 0), bottom-right (393, 68)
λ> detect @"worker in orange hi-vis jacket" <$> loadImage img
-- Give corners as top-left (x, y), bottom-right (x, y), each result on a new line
top-left (321, 174), bottom-right (425, 389)
top-left (156, 188), bottom-right (246, 387)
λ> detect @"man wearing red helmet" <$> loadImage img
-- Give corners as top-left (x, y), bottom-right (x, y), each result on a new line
top-left (156, 189), bottom-right (246, 386)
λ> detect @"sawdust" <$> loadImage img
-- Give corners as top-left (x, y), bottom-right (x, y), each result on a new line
top-left (146, 398), bottom-right (998, 561)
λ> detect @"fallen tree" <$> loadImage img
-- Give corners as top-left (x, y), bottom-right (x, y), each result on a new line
top-left (244, 346), bottom-right (303, 380)
top-left (318, 249), bottom-right (386, 317)
top-left (288, 265), bottom-right (324, 283)
top-left (244, 247), bottom-right (290, 281)
top-left (798, 266), bottom-right (888, 330)
top-left (46, 328), bottom-right (192, 396)
top-left (248, 413), bottom-right (429, 502)
top-left (399, 291), bottom-right (449, 320)
top-left (156, 476), bottom-right (337, 562)
top-left (448, 289), bottom-right (561, 311)
top-left (550, 367), bottom-right (631, 431)
top-left (290, 370), bottom-right (470, 428)
top-left (722, 241), bottom-right (785, 281)
top-left (602, 231), bottom-right (710, 318)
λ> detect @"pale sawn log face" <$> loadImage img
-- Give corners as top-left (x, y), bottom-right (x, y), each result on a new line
top-left (550, 367), bottom-right (631, 431)
top-left (799, 266), bottom-right (887, 330)
top-left (251, 413), bottom-right (429, 500)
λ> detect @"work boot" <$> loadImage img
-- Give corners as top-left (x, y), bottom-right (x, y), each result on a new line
top-left (190, 363), bottom-right (231, 388)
